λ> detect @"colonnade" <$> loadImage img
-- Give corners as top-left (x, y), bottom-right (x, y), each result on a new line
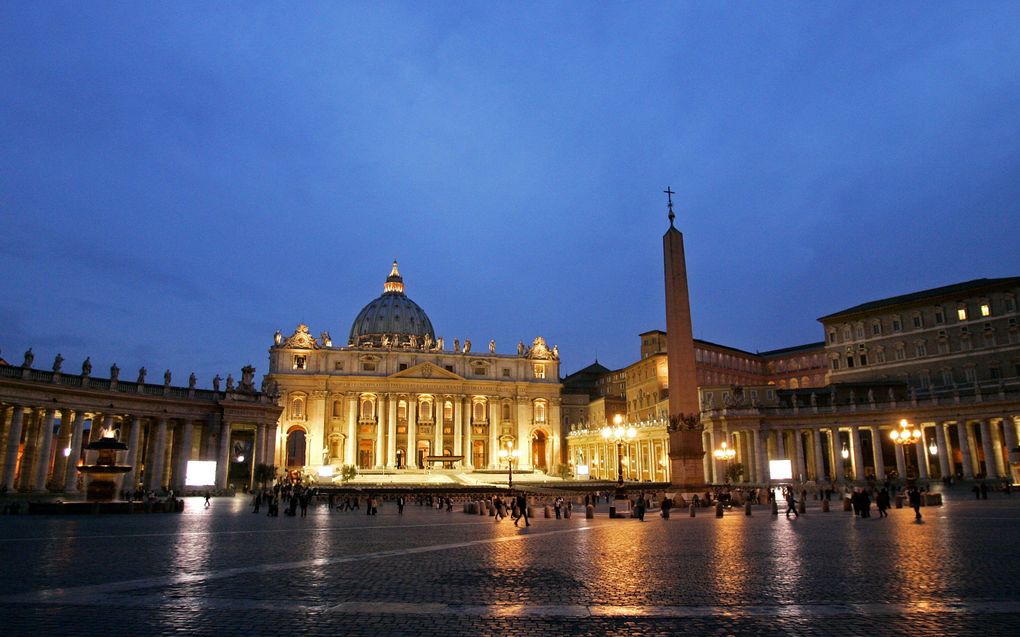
top-left (707, 415), bottom-right (1018, 484)
top-left (568, 420), bottom-right (671, 482)
top-left (0, 403), bottom-right (279, 493)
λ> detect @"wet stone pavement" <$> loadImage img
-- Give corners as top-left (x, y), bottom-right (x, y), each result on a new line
top-left (0, 492), bottom-right (1018, 636)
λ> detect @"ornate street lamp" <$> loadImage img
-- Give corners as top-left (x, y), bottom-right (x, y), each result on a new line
top-left (601, 414), bottom-right (636, 516)
top-left (890, 418), bottom-right (923, 482)
top-left (497, 440), bottom-right (520, 490)
top-left (713, 440), bottom-right (736, 483)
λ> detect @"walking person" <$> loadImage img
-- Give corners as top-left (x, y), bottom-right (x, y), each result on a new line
top-left (397, 495), bottom-right (405, 515)
top-left (554, 496), bottom-right (563, 519)
top-left (204, 490), bottom-right (211, 508)
top-left (514, 492), bottom-right (530, 527)
top-left (635, 493), bottom-right (647, 521)
top-left (660, 495), bottom-right (672, 519)
top-left (907, 485), bottom-right (922, 520)
top-left (252, 491), bottom-right (262, 514)
top-left (784, 489), bottom-right (799, 518)
top-left (876, 488), bottom-right (890, 518)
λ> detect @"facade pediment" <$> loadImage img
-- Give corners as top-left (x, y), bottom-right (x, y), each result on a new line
top-left (389, 361), bottom-right (464, 381)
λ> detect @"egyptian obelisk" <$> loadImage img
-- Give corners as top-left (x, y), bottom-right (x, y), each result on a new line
top-left (662, 188), bottom-right (706, 488)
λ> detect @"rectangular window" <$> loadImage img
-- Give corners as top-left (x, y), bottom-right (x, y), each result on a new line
top-left (895, 348), bottom-right (906, 361)
top-left (871, 322), bottom-right (882, 336)
top-left (990, 367), bottom-right (1001, 380)
top-left (935, 308), bottom-right (945, 324)
top-left (362, 362), bottom-right (376, 372)
top-left (473, 367), bottom-right (486, 376)
top-left (876, 350), bottom-right (886, 363)
top-left (767, 389), bottom-right (775, 400)
top-left (398, 363), bottom-right (408, 371)
top-left (942, 370), bottom-right (954, 386)
top-left (937, 341), bottom-right (949, 354)
top-left (502, 368), bottom-right (511, 377)
top-left (915, 343), bottom-right (927, 357)
top-left (831, 359), bottom-right (839, 370)
top-left (828, 331), bottom-right (837, 344)
top-left (858, 354), bottom-right (868, 366)
top-left (1006, 298), bottom-right (1016, 312)
top-left (919, 373), bottom-right (930, 389)
top-left (913, 315), bottom-right (923, 328)
top-left (964, 368), bottom-right (977, 383)
top-left (855, 325), bottom-right (865, 339)
top-left (957, 307), bottom-right (968, 321)
top-left (846, 356), bottom-right (854, 368)
top-left (445, 365), bottom-right (454, 372)
top-left (981, 303), bottom-right (991, 317)
top-left (892, 318), bottom-right (902, 332)
top-left (293, 356), bottom-right (306, 370)
top-left (334, 362), bottom-right (344, 371)
top-left (533, 364), bottom-right (546, 379)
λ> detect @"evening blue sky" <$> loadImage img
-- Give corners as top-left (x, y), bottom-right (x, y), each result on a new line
top-left (2, 3), bottom-right (1019, 385)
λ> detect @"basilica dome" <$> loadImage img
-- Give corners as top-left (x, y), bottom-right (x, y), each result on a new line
top-left (348, 261), bottom-right (436, 347)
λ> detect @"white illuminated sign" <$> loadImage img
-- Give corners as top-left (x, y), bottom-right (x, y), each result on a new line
top-left (769, 459), bottom-right (793, 481)
top-left (186, 460), bottom-right (217, 486)
top-left (576, 464), bottom-right (589, 476)
top-left (317, 465), bottom-right (335, 478)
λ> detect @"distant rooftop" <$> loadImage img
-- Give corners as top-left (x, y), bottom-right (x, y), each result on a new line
top-left (819, 277), bottom-right (1020, 322)
top-left (758, 341), bottom-right (826, 357)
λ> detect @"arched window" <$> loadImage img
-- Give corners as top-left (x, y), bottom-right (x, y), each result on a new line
top-left (286, 427), bottom-right (306, 467)
top-left (360, 397), bottom-right (375, 419)
top-left (534, 400), bottom-right (547, 423)
top-left (398, 400), bottom-right (407, 421)
top-left (502, 403), bottom-right (511, 421)
top-left (444, 401), bottom-right (453, 421)
top-left (473, 401), bottom-right (486, 422)
top-left (332, 400), bottom-right (343, 418)
top-left (290, 397), bottom-right (305, 420)
top-left (420, 400), bottom-right (432, 421)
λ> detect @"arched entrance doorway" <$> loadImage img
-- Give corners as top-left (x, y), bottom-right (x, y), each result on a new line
top-left (286, 427), bottom-right (307, 468)
top-left (532, 430), bottom-right (548, 472)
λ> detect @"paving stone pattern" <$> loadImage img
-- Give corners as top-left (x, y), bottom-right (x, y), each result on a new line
top-left (0, 491), bottom-right (1018, 636)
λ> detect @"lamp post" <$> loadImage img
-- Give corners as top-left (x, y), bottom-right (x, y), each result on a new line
top-left (497, 440), bottom-right (520, 490)
top-left (602, 414), bottom-right (636, 517)
top-left (713, 440), bottom-right (736, 483)
top-left (890, 418), bottom-right (923, 484)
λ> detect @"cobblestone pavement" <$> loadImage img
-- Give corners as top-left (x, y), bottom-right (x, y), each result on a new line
top-left (1, 491), bottom-right (1019, 636)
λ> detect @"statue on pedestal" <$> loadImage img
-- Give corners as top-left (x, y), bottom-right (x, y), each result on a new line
top-left (81, 357), bottom-right (92, 377)
top-left (489, 340), bottom-right (496, 353)
top-left (213, 374), bottom-right (222, 391)
top-left (137, 367), bottom-right (147, 384)
top-left (52, 353), bottom-right (63, 373)
top-left (163, 369), bottom-right (172, 387)
top-left (110, 363), bottom-right (119, 381)
top-left (226, 374), bottom-right (235, 391)
top-left (189, 372), bottom-right (197, 389)
top-left (22, 347), bottom-right (34, 369)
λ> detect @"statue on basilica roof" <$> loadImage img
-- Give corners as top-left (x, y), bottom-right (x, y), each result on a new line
top-left (137, 367), bottom-right (146, 384)
top-left (282, 324), bottom-right (319, 349)
top-left (23, 347), bottom-right (34, 369)
top-left (526, 337), bottom-right (553, 360)
top-left (489, 340), bottom-right (496, 354)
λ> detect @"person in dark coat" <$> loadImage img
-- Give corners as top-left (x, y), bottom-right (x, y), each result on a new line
top-left (907, 486), bottom-right (922, 520)
top-left (660, 495), bottom-right (672, 519)
top-left (876, 488), bottom-right (890, 518)
top-left (514, 492), bottom-right (530, 527)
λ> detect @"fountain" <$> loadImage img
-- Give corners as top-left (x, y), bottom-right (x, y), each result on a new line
top-left (77, 431), bottom-right (132, 501)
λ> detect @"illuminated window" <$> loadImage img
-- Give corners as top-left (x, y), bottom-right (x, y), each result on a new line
top-left (534, 401), bottom-right (547, 423)
top-left (290, 397), bottom-right (305, 420)
top-left (473, 402), bottom-right (485, 421)
top-left (533, 364), bottom-right (546, 379)
top-left (444, 401), bottom-right (453, 421)
top-left (957, 307), bottom-right (968, 321)
top-left (398, 400), bottom-right (407, 420)
top-left (980, 303), bottom-right (991, 317)
top-left (293, 355), bottom-right (306, 370)
top-left (334, 361), bottom-right (344, 371)
top-left (360, 397), bottom-right (374, 419)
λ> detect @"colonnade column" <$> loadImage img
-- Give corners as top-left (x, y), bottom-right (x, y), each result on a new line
top-left (433, 399), bottom-right (443, 458)
top-left (870, 426), bottom-right (886, 480)
top-left (63, 410), bottom-right (86, 493)
top-left (753, 429), bottom-right (768, 483)
top-left (934, 421), bottom-right (951, 479)
top-left (32, 408), bottom-right (57, 491)
top-left (812, 429), bottom-right (825, 482)
top-left (50, 409), bottom-right (74, 489)
top-left (894, 439), bottom-right (906, 479)
top-left (915, 427), bottom-right (930, 479)
top-left (989, 419), bottom-right (1007, 478)
top-left (374, 397), bottom-right (386, 468)
top-left (266, 424), bottom-right (278, 469)
top-left (215, 419), bottom-right (231, 489)
top-left (386, 394), bottom-right (397, 469)
top-left (1002, 416), bottom-right (1018, 463)
top-left (979, 420), bottom-right (998, 478)
top-left (121, 416), bottom-right (142, 493)
top-left (957, 421), bottom-right (974, 479)
top-left (850, 426), bottom-right (865, 482)
top-left (175, 420), bottom-right (193, 489)
top-left (830, 429), bottom-right (844, 482)
top-left (794, 430), bottom-right (806, 482)
top-left (2, 406), bottom-right (25, 491)
top-left (406, 394), bottom-right (417, 469)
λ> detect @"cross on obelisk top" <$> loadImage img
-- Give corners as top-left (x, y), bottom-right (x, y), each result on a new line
top-left (664, 187), bottom-right (676, 226)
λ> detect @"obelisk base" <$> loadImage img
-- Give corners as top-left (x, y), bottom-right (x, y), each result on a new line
top-left (668, 430), bottom-right (706, 489)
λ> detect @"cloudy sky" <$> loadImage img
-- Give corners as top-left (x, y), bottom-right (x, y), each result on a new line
top-left (2, 3), bottom-right (1019, 385)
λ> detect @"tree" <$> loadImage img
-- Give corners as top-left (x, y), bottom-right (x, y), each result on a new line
top-left (340, 464), bottom-right (358, 483)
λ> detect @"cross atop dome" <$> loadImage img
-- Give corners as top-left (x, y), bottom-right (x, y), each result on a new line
top-left (384, 260), bottom-right (404, 294)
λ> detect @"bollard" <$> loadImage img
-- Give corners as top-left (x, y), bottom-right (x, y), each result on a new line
top-left (771, 500), bottom-right (778, 516)
top-left (822, 499), bottom-right (830, 512)
top-left (745, 501), bottom-right (752, 516)
top-left (544, 505), bottom-right (551, 519)
top-left (586, 504), bottom-right (594, 519)
top-left (690, 503), bottom-right (696, 517)
top-left (527, 505), bottom-right (535, 518)
top-left (798, 498), bottom-right (806, 515)
top-left (479, 501), bottom-right (486, 516)
top-left (489, 502), bottom-right (495, 516)
top-left (715, 502), bottom-right (724, 518)
top-left (843, 498), bottom-right (852, 511)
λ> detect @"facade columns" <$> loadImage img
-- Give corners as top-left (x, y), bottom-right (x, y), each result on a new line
top-left (753, 429), bottom-right (768, 483)
top-left (775, 429), bottom-right (786, 459)
top-left (406, 394), bottom-right (417, 469)
top-left (17, 409), bottom-right (42, 491)
top-left (174, 420), bottom-right (194, 489)
top-left (33, 408), bottom-right (57, 491)
top-left (433, 399), bottom-right (443, 458)
top-left (812, 429), bottom-right (826, 482)
top-left (50, 409), bottom-right (74, 489)
top-left (894, 440), bottom-right (906, 479)
top-left (461, 397), bottom-right (472, 469)
top-left (990, 419), bottom-right (1007, 478)
top-left (148, 417), bottom-right (169, 490)
top-left (957, 421), bottom-right (975, 479)
top-left (2, 406), bottom-right (25, 491)
top-left (488, 399), bottom-right (500, 469)
top-left (374, 396), bottom-right (386, 468)
top-left (386, 394), bottom-right (397, 468)
top-left (452, 398), bottom-right (463, 458)
top-left (871, 426), bottom-right (886, 480)
top-left (63, 410), bottom-right (86, 493)
top-left (345, 394), bottom-right (357, 466)
top-left (1003, 416), bottom-right (1018, 457)
top-left (915, 427), bottom-right (930, 479)
top-left (850, 426), bottom-right (865, 482)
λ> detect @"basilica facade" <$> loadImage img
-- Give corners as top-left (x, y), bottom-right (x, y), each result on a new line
top-left (266, 262), bottom-right (563, 478)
